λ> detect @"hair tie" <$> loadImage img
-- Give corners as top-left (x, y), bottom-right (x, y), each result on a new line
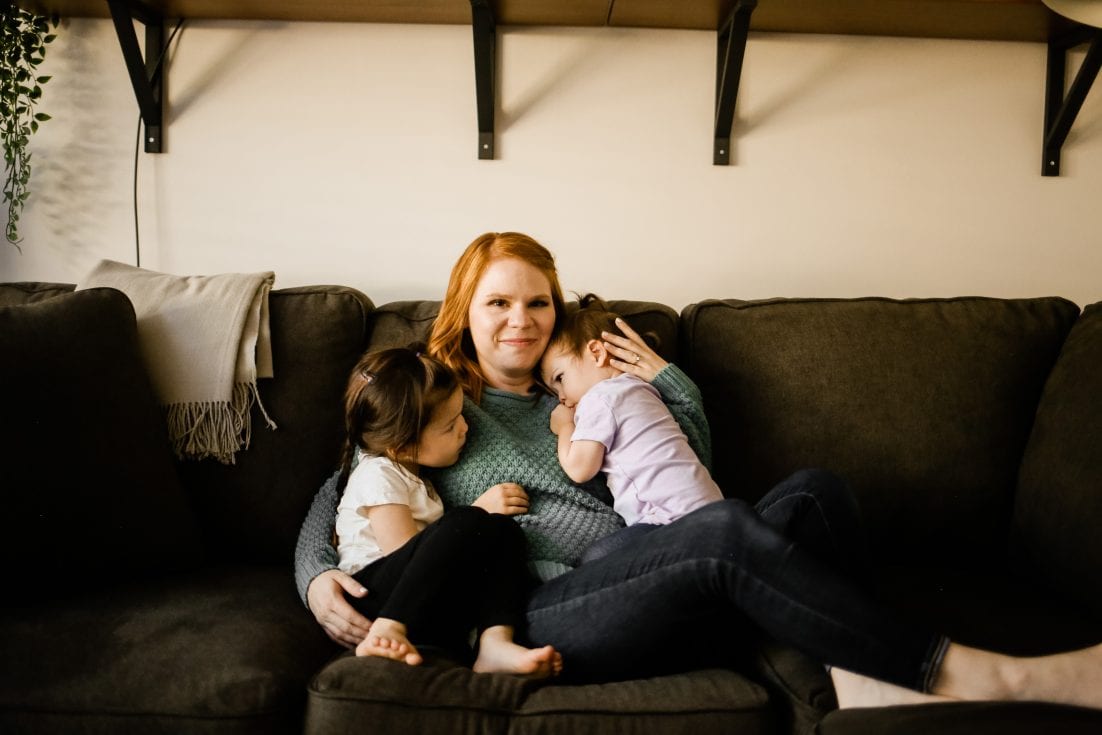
top-left (360, 370), bottom-right (375, 383)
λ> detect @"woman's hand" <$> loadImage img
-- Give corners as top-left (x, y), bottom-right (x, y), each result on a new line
top-left (306, 569), bottom-right (373, 648)
top-left (472, 482), bottom-right (530, 515)
top-left (603, 317), bottom-right (668, 382)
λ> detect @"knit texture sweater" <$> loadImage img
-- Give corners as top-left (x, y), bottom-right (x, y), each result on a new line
top-left (294, 364), bottom-right (711, 604)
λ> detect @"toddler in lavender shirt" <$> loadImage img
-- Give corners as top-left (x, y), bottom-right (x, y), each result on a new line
top-left (541, 295), bottom-right (723, 560)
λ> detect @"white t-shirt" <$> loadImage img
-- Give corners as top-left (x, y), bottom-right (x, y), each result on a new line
top-left (336, 452), bottom-right (445, 575)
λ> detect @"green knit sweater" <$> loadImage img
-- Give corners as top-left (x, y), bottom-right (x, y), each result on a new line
top-left (294, 364), bottom-right (711, 603)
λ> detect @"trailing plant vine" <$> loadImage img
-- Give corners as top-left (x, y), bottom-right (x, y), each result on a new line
top-left (1, 5), bottom-right (58, 247)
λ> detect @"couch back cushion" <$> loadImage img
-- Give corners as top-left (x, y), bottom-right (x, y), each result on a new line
top-left (366, 299), bottom-right (680, 359)
top-left (1014, 302), bottom-right (1102, 614)
top-left (680, 297), bottom-right (1078, 564)
top-left (0, 281), bottom-right (75, 307)
top-left (177, 286), bottom-right (373, 561)
top-left (0, 286), bottom-right (204, 589)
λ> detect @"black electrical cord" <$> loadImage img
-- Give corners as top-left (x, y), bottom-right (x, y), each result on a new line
top-left (132, 18), bottom-right (185, 267)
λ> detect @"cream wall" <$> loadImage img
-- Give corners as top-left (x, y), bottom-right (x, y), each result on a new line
top-left (2, 18), bottom-right (1100, 310)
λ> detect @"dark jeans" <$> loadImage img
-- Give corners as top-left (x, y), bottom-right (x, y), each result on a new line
top-left (525, 469), bottom-right (948, 690)
top-left (353, 505), bottom-right (531, 659)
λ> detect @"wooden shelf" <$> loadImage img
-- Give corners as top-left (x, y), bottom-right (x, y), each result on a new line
top-left (612, 1), bottom-right (1074, 42)
top-left (21, 0), bottom-right (1075, 41)
top-left (20, 1), bottom-right (608, 27)
top-left (17, 0), bottom-right (1096, 173)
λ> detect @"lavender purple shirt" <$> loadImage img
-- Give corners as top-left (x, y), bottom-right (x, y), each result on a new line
top-left (570, 374), bottom-right (722, 526)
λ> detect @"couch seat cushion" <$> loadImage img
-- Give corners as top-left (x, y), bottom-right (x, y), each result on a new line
top-left (307, 655), bottom-right (772, 735)
top-left (0, 286), bottom-right (203, 589)
top-left (819, 701), bottom-right (1102, 734)
top-left (511, 669), bottom-right (773, 734)
top-left (0, 564), bottom-right (335, 735)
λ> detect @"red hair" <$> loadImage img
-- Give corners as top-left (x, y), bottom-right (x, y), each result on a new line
top-left (427, 232), bottom-right (566, 401)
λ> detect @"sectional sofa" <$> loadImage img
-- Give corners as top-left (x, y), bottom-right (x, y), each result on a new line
top-left (2, 280), bottom-right (1099, 734)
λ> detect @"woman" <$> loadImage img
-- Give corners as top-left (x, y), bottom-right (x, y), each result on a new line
top-left (296, 231), bottom-right (1102, 708)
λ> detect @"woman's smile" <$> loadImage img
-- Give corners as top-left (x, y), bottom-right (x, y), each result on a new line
top-left (498, 336), bottom-right (537, 347)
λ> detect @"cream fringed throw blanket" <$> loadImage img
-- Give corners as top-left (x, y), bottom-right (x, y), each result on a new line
top-left (78, 260), bottom-right (276, 464)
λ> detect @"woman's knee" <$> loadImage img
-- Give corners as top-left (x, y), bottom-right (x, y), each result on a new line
top-left (787, 468), bottom-right (849, 497)
top-left (676, 498), bottom-right (766, 550)
top-left (760, 468), bottom-right (858, 515)
top-left (636, 499), bottom-right (791, 572)
top-left (798, 468), bottom-right (861, 522)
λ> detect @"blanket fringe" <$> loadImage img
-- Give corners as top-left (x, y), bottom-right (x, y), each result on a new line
top-left (166, 382), bottom-right (278, 465)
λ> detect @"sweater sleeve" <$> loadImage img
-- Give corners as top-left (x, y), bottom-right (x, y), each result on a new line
top-left (293, 469), bottom-right (341, 606)
top-left (651, 363), bottom-right (713, 472)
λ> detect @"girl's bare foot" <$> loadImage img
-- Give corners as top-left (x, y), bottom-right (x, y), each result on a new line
top-left (355, 617), bottom-right (422, 666)
top-left (831, 667), bottom-right (957, 708)
top-left (473, 626), bottom-right (563, 678)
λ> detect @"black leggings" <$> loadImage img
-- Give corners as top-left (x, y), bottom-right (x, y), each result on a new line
top-left (352, 505), bottom-right (532, 657)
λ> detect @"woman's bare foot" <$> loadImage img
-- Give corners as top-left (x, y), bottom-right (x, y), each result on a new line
top-left (936, 641), bottom-right (1102, 710)
top-left (831, 667), bottom-right (957, 708)
top-left (355, 617), bottom-right (422, 666)
top-left (472, 626), bottom-right (563, 678)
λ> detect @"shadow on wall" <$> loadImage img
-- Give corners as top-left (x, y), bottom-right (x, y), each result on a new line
top-left (169, 22), bottom-right (277, 123)
top-left (27, 19), bottom-right (275, 270)
top-left (31, 18), bottom-right (134, 271)
top-left (740, 34), bottom-right (930, 137)
top-left (497, 28), bottom-right (605, 137)
top-left (1063, 47), bottom-right (1102, 147)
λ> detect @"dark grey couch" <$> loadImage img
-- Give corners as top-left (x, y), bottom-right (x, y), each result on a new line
top-left (2, 282), bottom-right (1099, 735)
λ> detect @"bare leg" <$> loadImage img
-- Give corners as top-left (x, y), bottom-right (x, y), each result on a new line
top-left (832, 668), bottom-right (957, 708)
top-left (472, 625), bottom-right (563, 678)
top-left (932, 641), bottom-right (1102, 710)
top-left (355, 617), bottom-right (423, 666)
top-left (834, 642), bottom-right (1102, 710)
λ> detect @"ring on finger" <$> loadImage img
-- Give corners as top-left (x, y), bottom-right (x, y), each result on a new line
top-left (632, 353), bottom-right (641, 364)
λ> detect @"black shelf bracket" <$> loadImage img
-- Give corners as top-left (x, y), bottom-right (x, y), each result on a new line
top-left (1043, 25), bottom-right (1102, 176)
top-left (107, 0), bottom-right (166, 153)
top-left (471, 0), bottom-right (496, 160)
top-left (714, 0), bottom-right (757, 165)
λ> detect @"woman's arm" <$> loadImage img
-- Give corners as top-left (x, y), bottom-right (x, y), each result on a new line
top-left (601, 318), bottom-right (713, 471)
top-left (294, 470), bottom-right (372, 648)
top-left (651, 364), bottom-right (713, 472)
top-left (294, 469), bottom-right (342, 603)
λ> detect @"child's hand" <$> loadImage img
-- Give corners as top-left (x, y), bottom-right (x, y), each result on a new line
top-left (472, 483), bottom-right (530, 516)
top-left (550, 404), bottom-right (576, 436)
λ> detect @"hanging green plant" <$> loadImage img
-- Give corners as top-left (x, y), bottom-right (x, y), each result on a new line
top-left (2, 5), bottom-right (58, 248)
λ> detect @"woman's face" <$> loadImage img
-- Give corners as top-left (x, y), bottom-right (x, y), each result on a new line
top-left (467, 257), bottom-right (556, 392)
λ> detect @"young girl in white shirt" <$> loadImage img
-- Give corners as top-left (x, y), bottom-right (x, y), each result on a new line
top-left (335, 346), bottom-right (561, 677)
